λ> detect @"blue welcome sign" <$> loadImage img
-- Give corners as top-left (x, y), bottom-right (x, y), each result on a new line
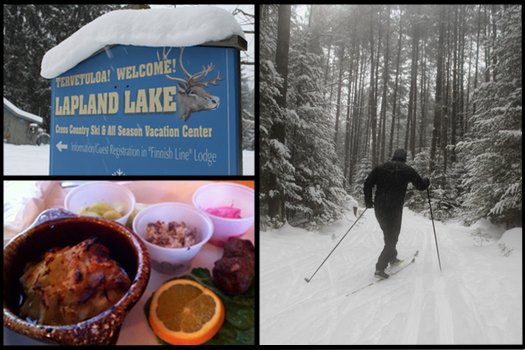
top-left (50, 38), bottom-right (244, 175)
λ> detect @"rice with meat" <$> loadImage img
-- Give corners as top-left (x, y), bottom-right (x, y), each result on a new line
top-left (145, 220), bottom-right (197, 248)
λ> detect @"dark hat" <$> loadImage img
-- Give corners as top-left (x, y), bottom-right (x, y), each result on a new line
top-left (392, 149), bottom-right (407, 162)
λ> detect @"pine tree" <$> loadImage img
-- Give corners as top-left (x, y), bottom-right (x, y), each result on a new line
top-left (260, 5), bottom-right (297, 229)
top-left (286, 29), bottom-right (347, 228)
top-left (405, 149), bottom-right (463, 220)
top-left (405, 150), bottom-right (430, 212)
top-left (241, 70), bottom-right (254, 150)
top-left (457, 5), bottom-right (522, 227)
top-left (3, 5), bottom-right (119, 132)
top-left (242, 109), bottom-right (254, 151)
top-left (259, 60), bottom-right (296, 229)
top-left (351, 156), bottom-right (373, 205)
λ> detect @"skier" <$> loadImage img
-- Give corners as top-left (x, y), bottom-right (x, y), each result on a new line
top-left (364, 149), bottom-right (430, 279)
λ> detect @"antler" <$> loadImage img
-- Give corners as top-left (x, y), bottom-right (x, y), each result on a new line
top-left (190, 63), bottom-right (214, 81)
top-left (159, 47), bottom-right (222, 87)
top-left (178, 47), bottom-right (192, 80)
top-left (195, 71), bottom-right (222, 87)
top-left (189, 65), bottom-right (222, 87)
top-left (178, 47), bottom-right (222, 87)
top-left (157, 47), bottom-right (186, 83)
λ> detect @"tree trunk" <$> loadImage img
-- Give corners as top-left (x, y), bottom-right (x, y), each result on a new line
top-left (465, 7), bottom-right (474, 134)
top-left (483, 5), bottom-right (491, 83)
top-left (389, 13), bottom-right (403, 157)
top-left (418, 36), bottom-right (427, 153)
top-left (491, 5), bottom-right (498, 82)
top-left (373, 8), bottom-right (382, 165)
top-left (368, 7), bottom-right (377, 166)
top-left (472, 5), bottom-right (482, 118)
top-left (451, 5), bottom-right (458, 163)
top-left (350, 44), bottom-right (365, 186)
top-left (344, 22), bottom-right (358, 185)
top-left (459, 5), bottom-right (466, 140)
top-left (268, 4), bottom-right (291, 224)
top-left (334, 44), bottom-right (346, 150)
top-left (443, 6), bottom-right (452, 173)
top-left (379, 6), bottom-right (391, 164)
top-left (343, 68), bottom-right (353, 184)
top-left (324, 41), bottom-right (333, 86)
top-left (430, 6), bottom-right (445, 170)
top-left (308, 5), bottom-right (322, 55)
top-left (352, 48), bottom-right (367, 177)
top-left (406, 6), bottom-right (420, 159)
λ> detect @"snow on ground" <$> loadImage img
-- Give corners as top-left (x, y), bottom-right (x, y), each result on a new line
top-left (242, 149), bottom-right (254, 175)
top-left (261, 204), bottom-right (522, 345)
top-left (3, 144), bottom-right (49, 175)
top-left (3, 143), bottom-right (254, 175)
top-left (41, 6), bottom-right (245, 78)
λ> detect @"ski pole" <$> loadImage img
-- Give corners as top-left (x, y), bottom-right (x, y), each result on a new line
top-left (427, 187), bottom-right (442, 272)
top-left (305, 208), bottom-right (368, 283)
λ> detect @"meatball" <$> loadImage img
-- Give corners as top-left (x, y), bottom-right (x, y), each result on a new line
top-left (212, 238), bottom-right (254, 295)
top-left (213, 257), bottom-right (253, 296)
top-left (223, 237), bottom-right (255, 260)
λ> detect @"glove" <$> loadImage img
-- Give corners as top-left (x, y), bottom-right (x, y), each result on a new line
top-left (424, 177), bottom-right (431, 188)
top-left (365, 200), bottom-right (374, 209)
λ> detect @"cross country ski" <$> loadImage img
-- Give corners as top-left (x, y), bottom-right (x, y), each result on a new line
top-left (346, 250), bottom-right (419, 296)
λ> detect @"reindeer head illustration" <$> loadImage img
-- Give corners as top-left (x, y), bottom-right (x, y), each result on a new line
top-left (158, 47), bottom-right (221, 121)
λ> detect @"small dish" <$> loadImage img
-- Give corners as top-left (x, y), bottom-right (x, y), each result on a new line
top-left (64, 181), bottom-right (136, 225)
top-left (192, 183), bottom-right (254, 246)
top-left (132, 202), bottom-right (213, 274)
top-left (3, 208), bottom-right (150, 345)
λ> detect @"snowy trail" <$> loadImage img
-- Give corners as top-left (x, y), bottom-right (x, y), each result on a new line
top-left (261, 207), bottom-right (522, 345)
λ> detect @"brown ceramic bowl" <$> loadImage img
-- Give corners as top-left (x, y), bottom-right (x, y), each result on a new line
top-left (3, 208), bottom-right (150, 345)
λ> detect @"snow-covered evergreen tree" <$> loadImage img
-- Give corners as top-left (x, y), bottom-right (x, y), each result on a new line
top-left (241, 69), bottom-right (255, 150)
top-left (351, 155), bottom-right (373, 206)
top-left (260, 6), bottom-right (346, 229)
top-left (431, 159), bottom-right (464, 220)
top-left (404, 149), bottom-right (461, 220)
top-left (3, 5), bottom-right (119, 131)
top-left (286, 29), bottom-right (347, 228)
top-left (405, 150), bottom-right (431, 213)
top-left (260, 60), bottom-right (299, 229)
top-left (260, 5), bottom-right (301, 229)
top-left (242, 109), bottom-right (254, 151)
top-left (457, 5), bottom-right (522, 227)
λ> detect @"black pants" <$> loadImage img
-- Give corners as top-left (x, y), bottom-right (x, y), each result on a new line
top-left (374, 205), bottom-right (403, 271)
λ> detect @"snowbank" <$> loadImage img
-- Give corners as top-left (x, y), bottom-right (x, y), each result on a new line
top-left (41, 6), bottom-right (245, 79)
top-left (242, 150), bottom-right (254, 176)
top-left (497, 228), bottom-right (522, 256)
top-left (3, 144), bottom-right (49, 175)
top-left (470, 217), bottom-right (505, 240)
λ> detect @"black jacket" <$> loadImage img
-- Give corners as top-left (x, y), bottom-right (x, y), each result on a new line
top-left (364, 161), bottom-right (429, 210)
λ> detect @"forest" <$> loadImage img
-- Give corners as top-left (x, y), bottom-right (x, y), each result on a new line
top-left (260, 5), bottom-right (521, 229)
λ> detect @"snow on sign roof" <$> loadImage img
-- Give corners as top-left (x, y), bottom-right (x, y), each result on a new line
top-left (3, 97), bottom-right (43, 124)
top-left (41, 6), bottom-right (245, 79)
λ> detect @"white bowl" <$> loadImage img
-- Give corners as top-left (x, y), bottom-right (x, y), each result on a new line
top-left (192, 182), bottom-right (254, 247)
top-left (64, 181), bottom-right (136, 226)
top-left (132, 202), bottom-right (213, 274)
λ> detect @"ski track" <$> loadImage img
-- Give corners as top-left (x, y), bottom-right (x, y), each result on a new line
top-left (261, 207), bottom-right (522, 345)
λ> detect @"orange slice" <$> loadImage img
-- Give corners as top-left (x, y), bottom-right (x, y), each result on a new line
top-left (149, 279), bottom-right (225, 345)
